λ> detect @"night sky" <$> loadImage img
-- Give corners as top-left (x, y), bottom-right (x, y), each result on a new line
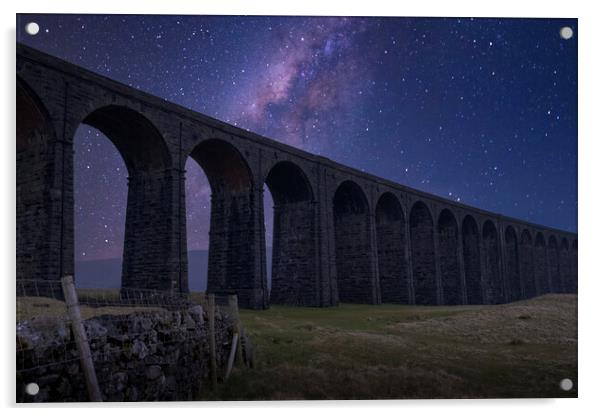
top-left (17, 15), bottom-right (577, 266)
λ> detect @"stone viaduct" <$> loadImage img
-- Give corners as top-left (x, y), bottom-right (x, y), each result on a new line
top-left (16, 44), bottom-right (578, 308)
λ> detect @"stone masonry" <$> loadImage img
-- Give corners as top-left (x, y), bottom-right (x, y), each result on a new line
top-left (16, 44), bottom-right (578, 308)
top-left (16, 308), bottom-right (237, 402)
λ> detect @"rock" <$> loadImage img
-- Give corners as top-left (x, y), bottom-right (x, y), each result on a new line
top-left (85, 320), bottom-right (108, 339)
top-left (66, 363), bottom-right (80, 375)
top-left (37, 373), bottom-right (60, 390)
top-left (171, 311), bottom-right (182, 326)
top-left (165, 375), bottom-right (177, 391)
top-left (183, 312), bottom-right (196, 329)
top-left (56, 377), bottom-right (72, 397)
top-left (188, 305), bottom-right (203, 322)
top-left (147, 329), bottom-right (158, 344)
top-left (125, 386), bottom-right (138, 401)
top-left (108, 334), bottom-right (129, 346)
top-left (16, 304), bottom-right (241, 401)
top-left (113, 372), bottom-right (128, 392)
top-left (132, 316), bottom-right (154, 333)
top-left (131, 339), bottom-right (149, 360)
top-left (145, 365), bottom-right (162, 380)
top-left (157, 312), bottom-right (173, 326)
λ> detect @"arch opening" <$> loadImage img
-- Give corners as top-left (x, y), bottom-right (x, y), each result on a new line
top-left (187, 139), bottom-right (266, 308)
top-left (184, 158), bottom-right (211, 293)
top-left (375, 192), bottom-right (408, 304)
top-left (333, 181), bottom-right (374, 304)
top-left (410, 201), bottom-right (437, 305)
top-left (263, 185), bottom-right (274, 294)
top-left (520, 230), bottom-right (536, 298)
top-left (77, 105), bottom-right (174, 291)
top-left (504, 226), bottom-right (521, 302)
top-left (189, 139), bottom-right (252, 193)
top-left (265, 161), bottom-right (317, 306)
top-left (82, 105), bottom-right (171, 174)
top-left (482, 220), bottom-right (503, 304)
top-left (569, 240), bottom-right (578, 293)
top-left (559, 238), bottom-right (570, 294)
top-left (17, 79), bottom-right (58, 290)
top-left (547, 236), bottom-right (561, 293)
top-left (266, 161), bottom-right (313, 204)
top-left (438, 209), bottom-right (462, 305)
top-left (534, 233), bottom-right (549, 294)
top-left (462, 215), bottom-right (482, 304)
top-left (73, 126), bottom-right (128, 290)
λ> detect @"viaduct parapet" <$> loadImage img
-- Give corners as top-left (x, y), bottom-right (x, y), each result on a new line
top-left (16, 44), bottom-right (577, 308)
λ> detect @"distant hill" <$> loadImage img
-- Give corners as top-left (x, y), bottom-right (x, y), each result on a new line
top-left (75, 257), bottom-right (122, 289)
top-left (75, 249), bottom-right (272, 291)
top-left (187, 249), bottom-right (210, 291)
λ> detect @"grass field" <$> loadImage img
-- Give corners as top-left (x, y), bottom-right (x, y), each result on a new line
top-left (202, 294), bottom-right (577, 400)
top-left (17, 290), bottom-right (166, 321)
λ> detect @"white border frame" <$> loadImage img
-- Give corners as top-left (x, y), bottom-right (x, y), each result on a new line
top-left (2, 1), bottom-right (600, 414)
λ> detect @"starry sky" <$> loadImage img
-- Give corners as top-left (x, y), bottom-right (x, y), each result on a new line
top-left (17, 14), bottom-right (577, 265)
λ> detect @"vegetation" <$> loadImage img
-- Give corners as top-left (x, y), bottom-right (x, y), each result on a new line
top-left (203, 294), bottom-right (577, 400)
top-left (17, 290), bottom-right (166, 321)
top-left (17, 289), bottom-right (577, 400)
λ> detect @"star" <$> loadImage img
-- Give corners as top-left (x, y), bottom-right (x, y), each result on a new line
top-left (18, 15), bottom-right (576, 287)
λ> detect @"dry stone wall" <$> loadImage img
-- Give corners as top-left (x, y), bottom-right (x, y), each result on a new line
top-left (17, 308), bottom-right (238, 402)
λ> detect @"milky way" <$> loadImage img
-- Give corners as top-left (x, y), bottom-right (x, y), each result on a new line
top-left (17, 15), bottom-right (578, 265)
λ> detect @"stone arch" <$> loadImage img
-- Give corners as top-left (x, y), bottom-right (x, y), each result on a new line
top-left (188, 138), bottom-right (266, 308)
top-left (82, 105), bottom-right (172, 174)
top-left (520, 230), bottom-right (536, 298)
top-left (534, 232), bottom-right (549, 294)
top-left (570, 240), bottom-right (578, 293)
top-left (375, 192), bottom-right (408, 304)
top-left (75, 105), bottom-right (175, 291)
top-left (437, 209), bottom-right (462, 305)
top-left (410, 201), bottom-right (437, 305)
top-left (189, 138), bottom-right (253, 193)
top-left (333, 180), bottom-right (375, 303)
top-left (17, 77), bottom-right (55, 151)
top-left (504, 226), bottom-right (521, 302)
top-left (16, 77), bottom-right (60, 290)
top-left (482, 220), bottom-right (503, 304)
top-left (265, 161), bottom-right (314, 204)
top-left (547, 235), bottom-right (561, 293)
top-left (462, 215), bottom-right (482, 304)
top-left (559, 238), bottom-right (570, 294)
top-left (264, 161), bottom-right (317, 305)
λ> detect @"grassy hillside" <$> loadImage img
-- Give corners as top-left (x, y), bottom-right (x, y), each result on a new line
top-left (203, 294), bottom-right (577, 400)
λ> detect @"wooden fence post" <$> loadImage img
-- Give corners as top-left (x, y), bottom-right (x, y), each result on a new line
top-left (208, 293), bottom-right (217, 390)
top-left (61, 275), bottom-right (103, 402)
top-left (224, 333), bottom-right (239, 380)
top-left (228, 294), bottom-right (244, 364)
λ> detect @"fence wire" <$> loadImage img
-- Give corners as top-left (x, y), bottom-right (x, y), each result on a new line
top-left (17, 279), bottom-right (77, 377)
top-left (16, 278), bottom-right (244, 402)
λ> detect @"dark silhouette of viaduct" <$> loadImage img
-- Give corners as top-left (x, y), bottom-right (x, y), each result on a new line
top-left (16, 44), bottom-right (578, 309)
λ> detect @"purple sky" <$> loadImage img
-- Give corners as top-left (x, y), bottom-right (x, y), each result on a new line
top-left (18, 15), bottom-right (577, 263)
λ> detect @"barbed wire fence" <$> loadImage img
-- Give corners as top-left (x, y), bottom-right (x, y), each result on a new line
top-left (17, 278), bottom-right (79, 401)
top-left (16, 277), bottom-right (253, 402)
top-left (192, 292), bottom-right (255, 382)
